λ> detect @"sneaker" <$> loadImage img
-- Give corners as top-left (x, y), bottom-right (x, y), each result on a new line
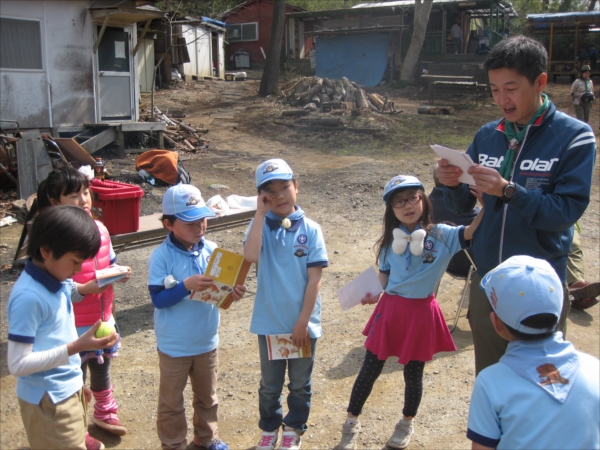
top-left (337, 418), bottom-right (361, 450)
top-left (85, 433), bottom-right (105, 450)
top-left (256, 430), bottom-right (279, 450)
top-left (386, 419), bottom-right (414, 449)
top-left (202, 438), bottom-right (229, 450)
top-left (90, 416), bottom-right (127, 436)
top-left (280, 427), bottom-right (302, 450)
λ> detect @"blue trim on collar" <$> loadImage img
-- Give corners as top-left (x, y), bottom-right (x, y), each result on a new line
top-left (24, 259), bottom-right (63, 293)
top-left (168, 232), bottom-right (204, 253)
top-left (265, 216), bottom-right (304, 232)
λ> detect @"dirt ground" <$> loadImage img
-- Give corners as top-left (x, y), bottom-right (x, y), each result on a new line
top-left (0, 77), bottom-right (598, 450)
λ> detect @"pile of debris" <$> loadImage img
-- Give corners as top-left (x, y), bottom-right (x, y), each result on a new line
top-left (140, 107), bottom-right (209, 153)
top-left (280, 76), bottom-right (398, 115)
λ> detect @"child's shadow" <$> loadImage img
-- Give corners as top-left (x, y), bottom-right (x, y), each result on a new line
top-left (325, 346), bottom-right (404, 380)
top-left (568, 308), bottom-right (595, 327)
top-left (88, 425), bottom-right (121, 448)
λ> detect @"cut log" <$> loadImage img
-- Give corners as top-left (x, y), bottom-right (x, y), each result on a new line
top-left (164, 134), bottom-right (179, 148)
top-left (440, 106), bottom-right (455, 115)
top-left (418, 106), bottom-right (441, 115)
top-left (323, 78), bottom-right (333, 89)
top-left (366, 99), bottom-right (379, 111)
top-left (182, 139), bottom-right (195, 151)
top-left (354, 88), bottom-right (369, 109)
top-left (341, 77), bottom-right (350, 89)
top-left (344, 84), bottom-right (356, 103)
top-left (333, 79), bottom-right (346, 98)
top-left (294, 78), bottom-right (323, 104)
top-left (311, 95), bottom-right (321, 107)
top-left (368, 93), bottom-right (385, 110)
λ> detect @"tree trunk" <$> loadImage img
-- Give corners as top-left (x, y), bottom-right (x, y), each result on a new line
top-left (589, 0), bottom-right (597, 10)
top-left (354, 88), bottom-right (368, 109)
top-left (400, 0), bottom-right (434, 82)
top-left (259, 0), bottom-right (286, 97)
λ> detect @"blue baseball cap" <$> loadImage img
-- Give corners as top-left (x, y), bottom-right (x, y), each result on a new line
top-left (256, 159), bottom-right (294, 188)
top-left (162, 184), bottom-right (216, 222)
top-left (382, 175), bottom-right (425, 201)
top-left (480, 255), bottom-right (562, 335)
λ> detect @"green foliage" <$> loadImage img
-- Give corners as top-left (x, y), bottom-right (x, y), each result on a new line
top-left (155, 0), bottom-right (241, 18)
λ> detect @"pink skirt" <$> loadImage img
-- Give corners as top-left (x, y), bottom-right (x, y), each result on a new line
top-left (362, 292), bottom-right (456, 365)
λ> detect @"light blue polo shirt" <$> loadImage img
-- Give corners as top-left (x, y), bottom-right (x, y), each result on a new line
top-left (379, 223), bottom-right (466, 298)
top-left (7, 260), bottom-right (83, 405)
top-left (246, 215), bottom-right (328, 338)
top-left (148, 234), bottom-right (219, 357)
top-left (467, 346), bottom-right (599, 449)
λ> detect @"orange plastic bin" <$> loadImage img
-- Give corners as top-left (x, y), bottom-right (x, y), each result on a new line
top-left (90, 179), bottom-right (144, 235)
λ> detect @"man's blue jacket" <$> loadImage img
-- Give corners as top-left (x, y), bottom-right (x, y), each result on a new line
top-left (444, 102), bottom-right (596, 282)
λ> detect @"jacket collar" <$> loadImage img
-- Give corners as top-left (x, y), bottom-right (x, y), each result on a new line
top-left (25, 259), bottom-right (63, 293)
top-left (495, 101), bottom-right (555, 134)
top-left (167, 232), bottom-right (204, 254)
top-left (265, 216), bottom-right (304, 232)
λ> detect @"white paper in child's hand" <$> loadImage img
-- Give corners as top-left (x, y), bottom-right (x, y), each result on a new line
top-left (430, 144), bottom-right (476, 185)
top-left (337, 267), bottom-right (383, 311)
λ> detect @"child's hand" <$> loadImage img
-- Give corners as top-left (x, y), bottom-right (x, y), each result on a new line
top-left (469, 185), bottom-right (485, 207)
top-left (83, 386), bottom-right (92, 405)
top-left (78, 280), bottom-right (110, 295)
top-left (361, 292), bottom-right (381, 305)
top-left (116, 266), bottom-right (132, 283)
top-left (231, 284), bottom-right (246, 301)
top-left (184, 274), bottom-right (215, 293)
top-left (257, 192), bottom-right (273, 215)
top-left (291, 320), bottom-right (309, 348)
top-left (67, 320), bottom-right (118, 356)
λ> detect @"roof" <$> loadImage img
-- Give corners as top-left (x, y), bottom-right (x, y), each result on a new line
top-left (527, 11), bottom-right (600, 23)
top-left (288, 0), bottom-right (516, 19)
top-left (220, 0), bottom-right (304, 18)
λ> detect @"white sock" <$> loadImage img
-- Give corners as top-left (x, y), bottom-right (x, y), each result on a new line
top-left (346, 417), bottom-right (359, 425)
top-left (401, 418), bottom-right (413, 424)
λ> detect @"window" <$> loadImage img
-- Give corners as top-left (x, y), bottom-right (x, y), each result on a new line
top-left (227, 22), bottom-right (258, 42)
top-left (0, 17), bottom-right (43, 70)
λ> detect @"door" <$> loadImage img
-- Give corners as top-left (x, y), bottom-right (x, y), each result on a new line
top-left (96, 26), bottom-right (133, 121)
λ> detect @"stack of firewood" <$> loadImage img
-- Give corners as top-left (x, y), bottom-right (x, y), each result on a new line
top-left (140, 107), bottom-right (209, 153)
top-left (280, 76), bottom-right (397, 114)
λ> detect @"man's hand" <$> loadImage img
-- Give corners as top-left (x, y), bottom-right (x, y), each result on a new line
top-left (468, 165), bottom-right (508, 198)
top-left (436, 159), bottom-right (462, 187)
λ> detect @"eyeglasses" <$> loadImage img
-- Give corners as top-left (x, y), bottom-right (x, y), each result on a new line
top-left (392, 194), bottom-right (422, 209)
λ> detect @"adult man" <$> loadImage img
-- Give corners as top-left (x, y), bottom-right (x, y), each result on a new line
top-left (437, 36), bottom-right (596, 374)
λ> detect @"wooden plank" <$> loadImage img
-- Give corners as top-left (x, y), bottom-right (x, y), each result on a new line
top-left (93, 14), bottom-right (110, 54)
top-left (16, 130), bottom-right (52, 200)
top-left (133, 19), bottom-right (152, 56)
top-left (53, 138), bottom-right (97, 166)
top-left (80, 127), bottom-right (117, 154)
top-left (121, 122), bottom-right (167, 132)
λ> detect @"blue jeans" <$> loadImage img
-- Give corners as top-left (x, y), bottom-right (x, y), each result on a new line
top-left (257, 335), bottom-right (317, 433)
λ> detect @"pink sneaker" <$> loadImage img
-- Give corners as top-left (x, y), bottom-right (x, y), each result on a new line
top-left (85, 432), bottom-right (105, 450)
top-left (280, 427), bottom-right (301, 450)
top-left (91, 416), bottom-right (127, 436)
top-left (256, 430), bottom-right (279, 450)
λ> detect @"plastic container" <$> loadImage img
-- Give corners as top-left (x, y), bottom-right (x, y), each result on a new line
top-left (89, 179), bottom-right (144, 235)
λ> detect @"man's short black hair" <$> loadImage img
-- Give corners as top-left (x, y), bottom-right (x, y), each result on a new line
top-left (503, 312), bottom-right (558, 341)
top-left (483, 35), bottom-right (547, 85)
top-left (160, 214), bottom-right (177, 228)
top-left (28, 205), bottom-right (100, 262)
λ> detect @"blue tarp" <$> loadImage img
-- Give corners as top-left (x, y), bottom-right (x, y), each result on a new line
top-left (315, 33), bottom-right (389, 87)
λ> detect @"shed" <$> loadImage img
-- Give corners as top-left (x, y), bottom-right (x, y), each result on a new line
top-left (526, 11), bottom-right (600, 81)
top-left (220, 0), bottom-right (305, 69)
top-left (287, 0), bottom-right (516, 86)
top-left (0, 0), bottom-right (166, 152)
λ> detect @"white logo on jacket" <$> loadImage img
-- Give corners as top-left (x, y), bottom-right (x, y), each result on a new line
top-left (479, 154), bottom-right (559, 172)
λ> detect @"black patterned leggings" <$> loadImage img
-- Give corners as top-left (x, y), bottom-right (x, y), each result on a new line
top-left (347, 350), bottom-right (425, 418)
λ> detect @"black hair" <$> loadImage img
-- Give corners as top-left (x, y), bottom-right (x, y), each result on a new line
top-left (375, 187), bottom-right (434, 266)
top-left (257, 177), bottom-right (297, 194)
top-left (503, 313), bottom-right (558, 341)
top-left (483, 35), bottom-right (547, 85)
top-left (36, 167), bottom-right (89, 210)
top-left (160, 214), bottom-right (177, 228)
top-left (28, 205), bottom-right (100, 262)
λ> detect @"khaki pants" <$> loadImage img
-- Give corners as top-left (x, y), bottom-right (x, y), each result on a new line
top-left (567, 228), bottom-right (585, 286)
top-left (19, 389), bottom-right (87, 450)
top-left (157, 349), bottom-right (219, 450)
top-left (468, 271), bottom-right (570, 375)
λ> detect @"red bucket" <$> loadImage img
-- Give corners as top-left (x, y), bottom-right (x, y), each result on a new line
top-left (90, 179), bottom-right (144, 235)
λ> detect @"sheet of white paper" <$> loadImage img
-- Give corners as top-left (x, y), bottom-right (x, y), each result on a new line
top-left (115, 41), bottom-right (126, 59)
top-left (336, 267), bottom-right (383, 311)
top-left (430, 144), bottom-right (476, 185)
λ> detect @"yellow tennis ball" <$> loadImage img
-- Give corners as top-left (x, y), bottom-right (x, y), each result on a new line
top-left (95, 322), bottom-right (116, 339)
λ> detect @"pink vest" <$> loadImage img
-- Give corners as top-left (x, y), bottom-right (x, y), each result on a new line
top-left (72, 221), bottom-right (114, 327)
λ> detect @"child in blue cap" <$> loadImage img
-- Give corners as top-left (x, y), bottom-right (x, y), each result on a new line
top-left (467, 255), bottom-right (599, 450)
top-left (244, 159), bottom-right (328, 450)
top-left (148, 184), bottom-right (246, 450)
top-left (336, 175), bottom-right (483, 450)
